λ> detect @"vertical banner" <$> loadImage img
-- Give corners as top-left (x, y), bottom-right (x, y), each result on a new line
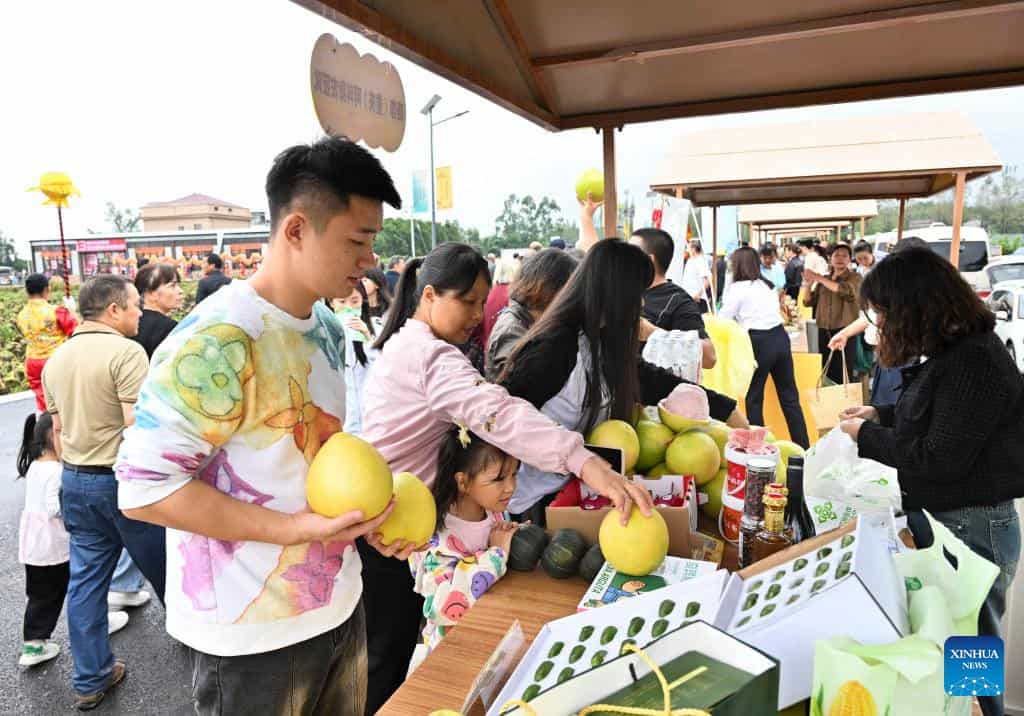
top-left (435, 166), bottom-right (453, 210)
top-left (412, 170), bottom-right (429, 214)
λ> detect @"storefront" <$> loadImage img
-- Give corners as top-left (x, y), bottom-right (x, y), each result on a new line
top-left (76, 239), bottom-right (128, 277)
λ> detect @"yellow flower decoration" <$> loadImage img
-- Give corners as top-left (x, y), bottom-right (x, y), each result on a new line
top-left (456, 422), bottom-right (471, 449)
top-left (28, 172), bottom-right (81, 208)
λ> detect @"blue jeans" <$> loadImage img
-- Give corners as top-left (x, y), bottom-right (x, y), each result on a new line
top-left (916, 501), bottom-right (1021, 716)
top-left (61, 467), bottom-right (166, 695)
top-left (110, 548), bottom-right (145, 593)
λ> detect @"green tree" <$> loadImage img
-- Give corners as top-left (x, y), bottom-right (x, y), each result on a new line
top-left (105, 202), bottom-right (141, 232)
top-left (0, 231), bottom-right (27, 270)
top-left (494, 194), bottom-right (564, 248)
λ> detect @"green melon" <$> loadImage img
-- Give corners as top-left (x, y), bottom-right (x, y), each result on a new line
top-left (578, 543), bottom-right (605, 583)
top-left (508, 524), bottom-right (549, 572)
top-left (540, 529), bottom-right (588, 579)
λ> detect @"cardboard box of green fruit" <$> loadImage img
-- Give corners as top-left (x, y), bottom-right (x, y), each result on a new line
top-left (495, 619), bottom-right (778, 716)
top-left (488, 571), bottom-right (730, 715)
top-left (713, 518), bottom-right (910, 710)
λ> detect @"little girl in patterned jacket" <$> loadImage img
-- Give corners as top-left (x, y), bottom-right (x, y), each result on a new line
top-left (410, 425), bottom-right (521, 656)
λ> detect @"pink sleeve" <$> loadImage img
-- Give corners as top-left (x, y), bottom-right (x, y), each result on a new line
top-left (421, 342), bottom-right (594, 476)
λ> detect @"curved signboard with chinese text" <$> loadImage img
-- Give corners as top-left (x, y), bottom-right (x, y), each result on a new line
top-left (310, 34), bottom-right (406, 152)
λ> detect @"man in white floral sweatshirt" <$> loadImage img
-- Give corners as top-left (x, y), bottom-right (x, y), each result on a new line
top-left (115, 137), bottom-right (418, 715)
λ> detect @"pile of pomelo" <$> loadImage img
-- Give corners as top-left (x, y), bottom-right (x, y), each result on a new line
top-left (585, 409), bottom-right (804, 529)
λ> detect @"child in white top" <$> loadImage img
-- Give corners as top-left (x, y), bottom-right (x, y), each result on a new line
top-left (409, 426), bottom-right (521, 660)
top-left (18, 412), bottom-right (67, 667)
top-left (17, 413), bottom-right (130, 668)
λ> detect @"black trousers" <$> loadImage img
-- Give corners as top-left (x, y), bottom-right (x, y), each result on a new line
top-left (357, 538), bottom-right (424, 715)
top-left (818, 327), bottom-right (858, 385)
top-left (24, 561), bottom-right (70, 642)
top-left (785, 286), bottom-right (800, 302)
top-left (747, 325), bottom-right (810, 448)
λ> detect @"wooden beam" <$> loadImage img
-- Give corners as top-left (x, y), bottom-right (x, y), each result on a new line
top-left (559, 67), bottom-right (1024, 130)
top-left (293, 0), bottom-right (559, 131)
top-left (533, 1), bottom-right (1021, 69)
top-left (484, 0), bottom-right (557, 114)
top-left (950, 171), bottom-right (967, 270)
top-left (603, 127), bottom-right (617, 239)
top-left (897, 199), bottom-right (907, 242)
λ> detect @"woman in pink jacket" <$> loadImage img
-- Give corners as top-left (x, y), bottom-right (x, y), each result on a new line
top-left (358, 242), bottom-right (650, 712)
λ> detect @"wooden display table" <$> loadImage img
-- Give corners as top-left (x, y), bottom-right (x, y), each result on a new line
top-left (379, 569), bottom-right (581, 715)
top-left (381, 523), bottom-right (981, 716)
top-left (382, 518), bottom-right (737, 715)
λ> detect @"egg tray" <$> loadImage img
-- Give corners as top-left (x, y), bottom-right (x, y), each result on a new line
top-left (490, 570), bottom-right (728, 712)
top-left (728, 534), bottom-right (857, 633)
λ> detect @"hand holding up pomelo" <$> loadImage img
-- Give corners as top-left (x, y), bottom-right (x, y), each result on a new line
top-left (575, 168), bottom-right (604, 203)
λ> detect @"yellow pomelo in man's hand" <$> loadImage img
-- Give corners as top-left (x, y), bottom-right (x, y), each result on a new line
top-left (378, 472), bottom-right (436, 546)
top-left (306, 433), bottom-right (393, 519)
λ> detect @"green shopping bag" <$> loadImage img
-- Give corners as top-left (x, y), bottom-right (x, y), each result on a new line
top-left (811, 511), bottom-right (1000, 716)
top-left (893, 511), bottom-right (999, 637)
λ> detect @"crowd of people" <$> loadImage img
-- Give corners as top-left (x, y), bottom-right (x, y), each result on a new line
top-left (10, 135), bottom-right (1022, 716)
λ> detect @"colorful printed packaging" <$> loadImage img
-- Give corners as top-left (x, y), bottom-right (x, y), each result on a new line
top-left (577, 556), bottom-right (719, 612)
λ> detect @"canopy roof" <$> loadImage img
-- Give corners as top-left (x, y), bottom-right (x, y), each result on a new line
top-left (650, 111), bottom-right (1001, 205)
top-left (738, 201), bottom-right (878, 225)
top-left (293, 0), bottom-right (1024, 132)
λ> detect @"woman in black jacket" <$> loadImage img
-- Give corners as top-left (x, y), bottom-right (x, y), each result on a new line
top-left (839, 248), bottom-right (1022, 716)
top-left (485, 248), bottom-right (578, 381)
top-left (499, 239), bottom-right (746, 524)
top-left (133, 263), bottom-right (183, 359)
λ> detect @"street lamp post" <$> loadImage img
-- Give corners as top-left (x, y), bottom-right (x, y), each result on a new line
top-left (420, 94), bottom-right (468, 251)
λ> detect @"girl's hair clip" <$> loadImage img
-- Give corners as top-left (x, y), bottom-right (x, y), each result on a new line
top-left (455, 422), bottom-right (471, 449)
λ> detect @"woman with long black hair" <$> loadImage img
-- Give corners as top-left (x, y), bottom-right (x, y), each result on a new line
top-left (498, 239), bottom-right (746, 523)
top-left (358, 241), bottom-right (651, 712)
top-left (720, 247), bottom-right (809, 447)
top-left (840, 248), bottom-right (1023, 716)
top-left (361, 267), bottom-right (392, 321)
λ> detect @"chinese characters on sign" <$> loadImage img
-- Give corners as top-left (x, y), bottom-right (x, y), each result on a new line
top-left (435, 166), bottom-right (453, 210)
top-left (310, 34), bottom-right (406, 152)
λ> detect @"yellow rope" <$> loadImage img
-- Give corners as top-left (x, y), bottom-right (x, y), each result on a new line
top-left (498, 643), bottom-right (712, 716)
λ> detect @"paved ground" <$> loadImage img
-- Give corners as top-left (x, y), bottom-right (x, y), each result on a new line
top-left (0, 396), bottom-right (193, 714)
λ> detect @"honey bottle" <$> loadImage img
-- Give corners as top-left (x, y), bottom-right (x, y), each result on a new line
top-left (753, 484), bottom-right (793, 562)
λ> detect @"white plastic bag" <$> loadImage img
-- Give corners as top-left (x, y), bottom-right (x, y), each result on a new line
top-left (804, 427), bottom-right (901, 533)
top-left (642, 328), bottom-right (702, 383)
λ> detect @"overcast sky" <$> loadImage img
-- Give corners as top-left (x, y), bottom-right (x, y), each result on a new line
top-left (3, 0), bottom-right (1023, 257)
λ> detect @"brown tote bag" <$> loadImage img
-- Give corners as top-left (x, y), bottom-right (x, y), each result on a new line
top-left (804, 349), bottom-right (863, 432)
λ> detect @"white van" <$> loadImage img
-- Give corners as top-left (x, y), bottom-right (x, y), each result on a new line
top-left (868, 223), bottom-right (992, 291)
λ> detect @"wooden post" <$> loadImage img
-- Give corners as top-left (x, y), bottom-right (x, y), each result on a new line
top-left (602, 127), bottom-right (617, 239)
top-left (860, 216), bottom-right (866, 242)
top-left (850, 220), bottom-right (855, 244)
top-left (897, 198), bottom-right (906, 242)
top-left (950, 171), bottom-right (967, 270)
top-left (711, 206), bottom-right (718, 313)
